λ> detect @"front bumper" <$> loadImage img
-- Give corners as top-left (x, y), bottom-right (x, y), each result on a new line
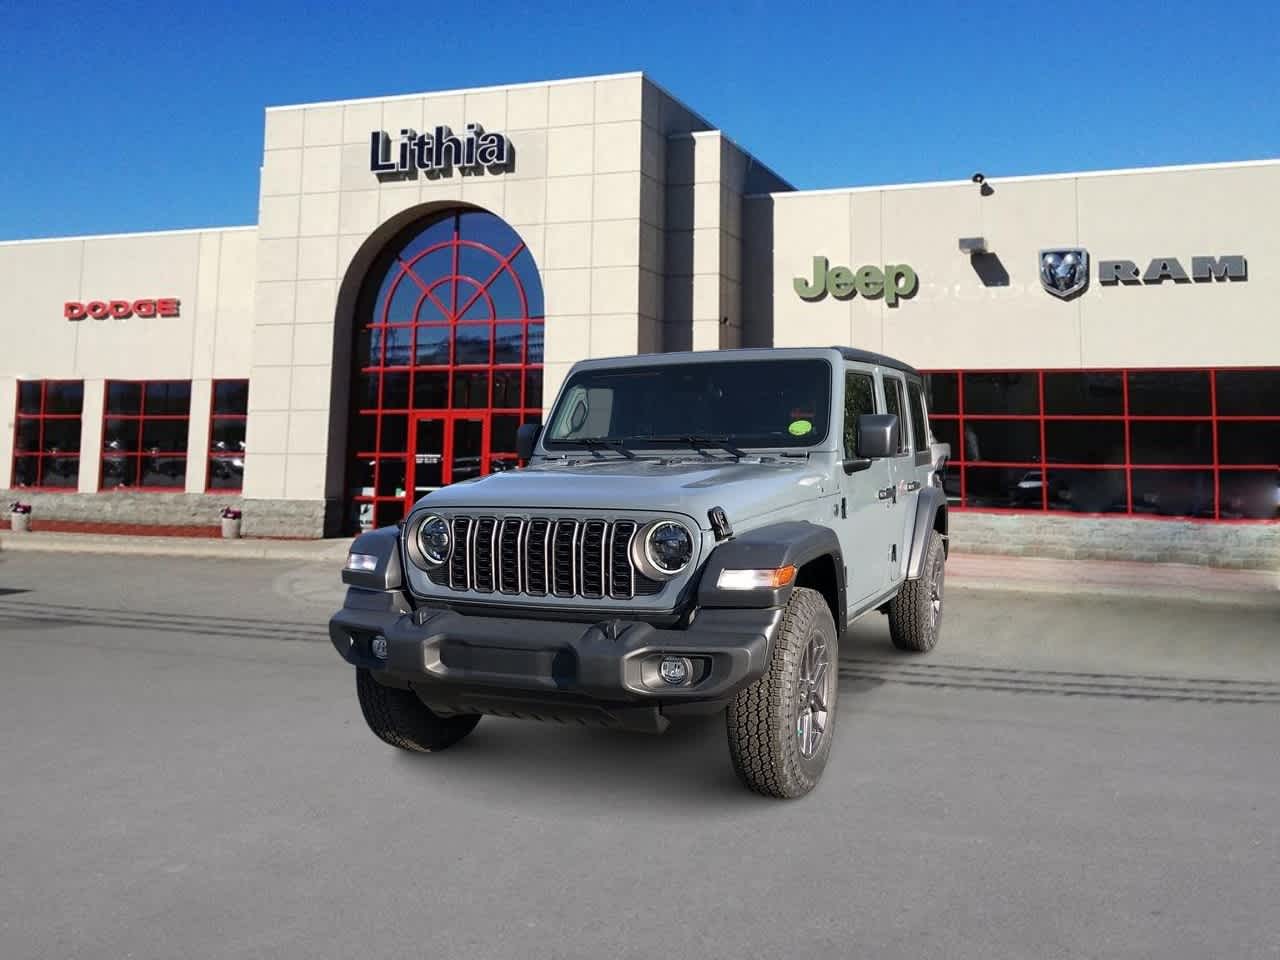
top-left (329, 591), bottom-right (782, 732)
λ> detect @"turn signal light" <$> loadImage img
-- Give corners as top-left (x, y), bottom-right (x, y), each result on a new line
top-left (715, 565), bottom-right (797, 591)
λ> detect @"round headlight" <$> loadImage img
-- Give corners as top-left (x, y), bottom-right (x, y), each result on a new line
top-left (641, 520), bottom-right (694, 577)
top-left (414, 514), bottom-right (452, 568)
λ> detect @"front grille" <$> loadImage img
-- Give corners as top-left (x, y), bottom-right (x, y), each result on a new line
top-left (431, 515), bottom-right (665, 600)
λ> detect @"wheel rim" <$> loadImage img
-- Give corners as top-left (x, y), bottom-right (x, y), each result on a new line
top-left (796, 630), bottom-right (833, 758)
top-left (929, 550), bottom-right (945, 631)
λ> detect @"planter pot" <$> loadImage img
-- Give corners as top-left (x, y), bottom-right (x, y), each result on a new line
top-left (9, 513), bottom-right (31, 533)
top-left (221, 517), bottom-right (242, 539)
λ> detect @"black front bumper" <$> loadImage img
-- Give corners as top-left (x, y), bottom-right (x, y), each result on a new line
top-left (329, 591), bottom-right (782, 732)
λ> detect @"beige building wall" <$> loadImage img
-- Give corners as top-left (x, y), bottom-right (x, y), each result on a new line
top-left (0, 226), bottom-right (257, 499)
top-left (759, 160), bottom-right (1280, 370)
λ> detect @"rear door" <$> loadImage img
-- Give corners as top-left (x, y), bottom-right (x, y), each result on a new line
top-left (881, 371), bottom-right (916, 588)
top-left (836, 366), bottom-right (898, 609)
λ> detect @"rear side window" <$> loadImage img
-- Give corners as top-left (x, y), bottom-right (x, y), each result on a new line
top-left (843, 372), bottom-right (876, 459)
top-left (907, 382), bottom-right (929, 453)
top-left (883, 377), bottom-right (911, 454)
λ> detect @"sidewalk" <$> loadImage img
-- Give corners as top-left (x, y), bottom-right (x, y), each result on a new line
top-left (3, 528), bottom-right (1275, 606)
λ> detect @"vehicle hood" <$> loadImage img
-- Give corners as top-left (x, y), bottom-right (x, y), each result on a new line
top-left (417, 456), bottom-right (836, 527)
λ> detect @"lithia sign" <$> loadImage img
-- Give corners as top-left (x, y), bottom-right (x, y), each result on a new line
top-left (370, 124), bottom-right (511, 176)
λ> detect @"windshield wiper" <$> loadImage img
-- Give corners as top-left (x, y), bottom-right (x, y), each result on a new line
top-left (572, 437), bottom-right (636, 459)
top-left (636, 434), bottom-right (746, 459)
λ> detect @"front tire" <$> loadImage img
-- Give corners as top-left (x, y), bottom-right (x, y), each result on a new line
top-left (726, 587), bottom-right (839, 799)
top-left (356, 668), bottom-right (480, 752)
top-left (888, 529), bottom-right (946, 653)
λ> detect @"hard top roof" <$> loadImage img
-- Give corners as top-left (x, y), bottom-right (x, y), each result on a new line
top-left (571, 346), bottom-right (922, 378)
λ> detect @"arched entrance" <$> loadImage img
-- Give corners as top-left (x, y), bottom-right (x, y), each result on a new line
top-left (345, 209), bottom-right (544, 532)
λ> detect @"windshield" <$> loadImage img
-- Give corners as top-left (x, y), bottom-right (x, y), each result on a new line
top-left (544, 359), bottom-right (832, 450)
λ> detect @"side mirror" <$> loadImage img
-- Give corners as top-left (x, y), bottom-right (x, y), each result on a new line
top-left (856, 413), bottom-right (899, 460)
top-left (516, 422), bottom-right (542, 461)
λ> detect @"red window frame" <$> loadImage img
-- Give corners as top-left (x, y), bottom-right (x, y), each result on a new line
top-left (922, 366), bottom-right (1280, 523)
top-left (207, 379), bottom-right (249, 493)
top-left (11, 380), bottom-right (84, 491)
top-left (100, 380), bottom-right (192, 493)
top-left (349, 211), bottom-right (545, 530)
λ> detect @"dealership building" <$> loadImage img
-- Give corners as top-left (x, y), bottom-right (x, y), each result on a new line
top-left (1, 72), bottom-right (1276, 565)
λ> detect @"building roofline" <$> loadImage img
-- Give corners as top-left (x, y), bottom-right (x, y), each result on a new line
top-left (0, 224), bottom-right (257, 247)
top-left (264, 70), bottom-right (647, 112)
top-left (745, 156), bottom-right (1280, 200)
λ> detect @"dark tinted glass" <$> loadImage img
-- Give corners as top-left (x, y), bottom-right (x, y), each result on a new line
top-left (380, 415), bottom-right (408, 452)
top-left (107, 382), bottom-right (143, 415)
top-left (963, 466), bottom-right (1035, 508)
top-left (101, 455), bottom-right (134, 488)
top-left (143, 381), bottom-right (191, 416)
top-left (43, 419), bottom-right (82, 454)
top-left (453, 371), bottom-right (490, 408)
top-left (15, 419), bottom-right (40, 453)
top-left (491, 414), bottom-right (520, 453)
top-left (45, 382), bottom-right (84, 415)
top-left (142, 419), bottom-right (190, 453)
top-left (1127, 371), bottom-right (1210, 416)
top-left (17, 382), bottom-right (42, 414)
top-left (102, 419), bottom-right (140, 453)
top-left (40, 457), bottom-right (79, 488)
top-left (212, 381), bottom-right (249, 415)
top-left (413, 371), bottom-right (449, 409)
top-left (962, 372), bottom-right (1038, 414)
top-left (382, 372), bottom-right (410, 409)
top-left (414, 326), bottom-right (450, 366)
top-left (13, 456), bottom-right (39, 486)
top-left (384, 326), bottom-right (412, 366)
top-left (1043, 372), bottom-right (1123, 414)
top-left (1132, 469), bottom-right (1215, 518)
top-left (1130, 421), bottom-right (1213, 465)
top-left (492, 370), bottom-right (521, 408)
top-left (1046, 469), bottom-right (1128, 514)
top-left (524, 369), bottom-right (543, 408)
top-left (210, 418), bottom-right (247, 452)
top-left (1215, 369), bottom-right (1280, 415)
top-left (454, 324), bottom-right (492, 365)
top-left (884, 377), bottom-right (909, 454)
top-left (141, 455), bottom-right (187, 488)
top-left (1218, 421), bottom-right (1280, 465)
top-left (547, 360), bottom-right (833, 449)
top-left (528, 324), bottom-right (545, 364)
top-left (1219, 470), bottom-right (1279, 519)
top-left (843, 373), bottom-right (876, 459)
top-left (207, 457), bottom-right (245, 490)
top-left (907, 383), bottom-right (928, 452)
top-left (963, 420), bottom-right (1041, 463)
top-left (351, 414), bottom-right (377, 454)
top-left (930, 418), bottom-right (960, 459)
top-left (924, 373), bottom-right (958, 414)
top-left (494, 324), bottom-right (524, 365)
top-left (376, 459), bottom-right (405, 497)
top-left (1045, 420), bottom-right (1125, 464)
top-left (354, 372), bottom-right (379, 410)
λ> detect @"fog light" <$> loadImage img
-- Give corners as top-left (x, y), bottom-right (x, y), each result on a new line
top-left (659, 656), bottom-right (692, 685)
top-left (371, 635), bottom-right (388, 660)
top-left (346, 553), bottom-right (378, 573)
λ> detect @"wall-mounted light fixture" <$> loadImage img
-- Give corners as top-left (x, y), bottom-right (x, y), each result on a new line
top-left (959, 237), bottom-right (987, 256)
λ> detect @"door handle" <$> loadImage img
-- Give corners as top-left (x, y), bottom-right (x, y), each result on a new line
top-left (904, 481), bottom-right (921, 492)
top-left (878, 486), bottom-right (895, 501)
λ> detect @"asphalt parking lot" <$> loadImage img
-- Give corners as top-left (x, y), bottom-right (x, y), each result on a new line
top-left (1, 552), bottom-right (1277, 960)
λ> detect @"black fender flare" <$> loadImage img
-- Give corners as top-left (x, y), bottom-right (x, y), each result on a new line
top-left (906, 487), bottom-right (949, 580)
top-left (696, 521), bottom-right (845, 627)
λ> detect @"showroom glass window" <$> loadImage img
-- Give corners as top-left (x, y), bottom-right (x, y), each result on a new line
top-left (102, 381), bottom-right (192, 490)
top-left (922, 368), bottom-right (1279, 520)
top-left (12, 381), bottom-right (84, 489)
top-left (348, 210), bottom-right (545, 530)
top-left (208, 380), bottom-right (249, 491)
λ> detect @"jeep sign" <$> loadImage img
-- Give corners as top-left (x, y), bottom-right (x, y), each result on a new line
top-left (794, 256), bottom-right (919, 306)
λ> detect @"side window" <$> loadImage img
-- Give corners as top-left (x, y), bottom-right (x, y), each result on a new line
top-left (883, 377), bottom-right (911, 454)
top-left (907, 382), bottom-right (929, 454)
top-left (842, 371), bottom-right (876, 459)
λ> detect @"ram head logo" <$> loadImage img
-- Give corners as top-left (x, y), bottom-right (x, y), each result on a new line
top-left (1039, 248), bottom-right (1090, 300)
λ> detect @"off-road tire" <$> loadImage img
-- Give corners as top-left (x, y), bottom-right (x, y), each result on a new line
top-left (356, 668), bottom-right (480, 752)
top-left (726, 587), bottom-right (838, 799)
top-left (888, 529), bottom-right (946, 653)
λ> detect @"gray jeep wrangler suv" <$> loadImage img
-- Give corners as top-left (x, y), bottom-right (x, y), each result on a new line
top-left (330, 347), bottom-right (951, 798)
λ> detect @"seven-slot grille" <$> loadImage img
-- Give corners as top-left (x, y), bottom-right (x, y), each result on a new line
top-left (429, 516), bottom-right (664, 600)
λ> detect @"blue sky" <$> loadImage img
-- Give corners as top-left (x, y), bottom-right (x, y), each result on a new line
top-left (2, 0), bottom-right (1277, 240)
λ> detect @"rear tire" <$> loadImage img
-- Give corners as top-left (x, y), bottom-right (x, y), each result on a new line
top-left (726, 587), bottom-right (838, 799)
top-left (888, 529), bottom-right (946, 653)
top-left (355, 668), bottom-right (480, 752)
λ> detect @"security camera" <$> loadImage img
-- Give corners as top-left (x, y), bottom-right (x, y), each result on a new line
top-left (971, 172), bottom-right (986, 184)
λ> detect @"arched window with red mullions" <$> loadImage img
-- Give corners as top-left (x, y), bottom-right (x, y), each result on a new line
top-left (347, 210), bottom-right (545, 532)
